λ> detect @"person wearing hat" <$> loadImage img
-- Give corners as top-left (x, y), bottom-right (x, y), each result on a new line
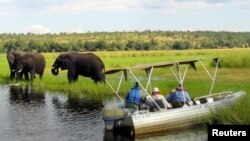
top-left (151, 87), bottom-right (172, 109)
top-left (166, 84), bottom-right (191, 108)
top-left (125, 81), bottom-right (141, 112)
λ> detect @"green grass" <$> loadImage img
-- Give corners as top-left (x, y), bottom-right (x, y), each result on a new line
top-left (0, 49), bottom-right (249, 94)
top-left (0, 49), bottom-right (250, 95)
top-left (0, 49), bottom-right (250, 123)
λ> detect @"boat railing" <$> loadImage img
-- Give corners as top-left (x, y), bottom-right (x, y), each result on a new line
top-left (224, 95), bottom-right (234, 99)
top-left (194, 91), bottom-right (233, 101)
top-left (193, 91), bottom-right (233, 104)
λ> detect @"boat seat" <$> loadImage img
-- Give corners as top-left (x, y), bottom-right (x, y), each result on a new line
top-left (154, 99), bottom-right (167, 109)
top-left (199, 98), bottom-right (207, 104)
top-left (171, 101), bottom-right (184, 108)
top-left (146, 99), bottom-right (167, 111)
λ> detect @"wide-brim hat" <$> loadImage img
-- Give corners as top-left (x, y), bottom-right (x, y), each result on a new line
top-left (152, 87), bottom-right (159, 93)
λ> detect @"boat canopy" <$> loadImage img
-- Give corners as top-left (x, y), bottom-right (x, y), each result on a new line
top-left (104, 57), bottom-right (221, 109)
top-left (105, 58), bottom-right (220, 75)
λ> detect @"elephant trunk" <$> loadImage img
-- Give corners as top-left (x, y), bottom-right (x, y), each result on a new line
top-left (17, 69), bottom-right (22, 73)
top-left (51, 67), bottom-right (59, 75)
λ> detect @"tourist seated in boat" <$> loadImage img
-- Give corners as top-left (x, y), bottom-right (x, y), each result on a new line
top-left (146, 87), bottom-right (172, 110)
top-left (169, 89), bottom-right (176, 95)
top-left (125, 82), bottom-right (142, 112)
top-left (166, 85), bottom-right (191, 108)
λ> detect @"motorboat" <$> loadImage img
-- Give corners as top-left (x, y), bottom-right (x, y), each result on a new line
top-left (102, 58), bottom-right (246, 135)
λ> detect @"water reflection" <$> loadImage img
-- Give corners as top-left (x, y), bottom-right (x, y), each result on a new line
top-left (50, 93), bottom-right (105, 138)
top-left (9, 84), bottom-right (45, 104)
top-left (0, 85), bottom-right (106, 141)
top-left (52, 94), bottom-right (103, 115)
top-left (0, 85), bottom-right (207, 141)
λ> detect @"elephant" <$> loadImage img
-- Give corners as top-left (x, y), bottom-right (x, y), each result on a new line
top-left (7, 48), bottom-right (29, 80)
top-left (51, 52), bottom-right (105, 84)
top-left (13, 53), bottom-right (46, 81)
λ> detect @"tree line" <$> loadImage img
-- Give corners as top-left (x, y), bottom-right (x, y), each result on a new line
top-left (1, 31), bottom-right (250, 52)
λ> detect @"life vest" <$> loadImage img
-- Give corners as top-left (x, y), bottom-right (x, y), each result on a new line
top-left (125, 87), bottom-right (141, 106)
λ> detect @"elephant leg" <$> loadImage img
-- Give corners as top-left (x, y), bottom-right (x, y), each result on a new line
top-left (16, 72), bottom-right (21, 81)
top-left (67, 66), bottom-right (76, 84)
top-left (39, 72), bottom-right (44, 79)
top-left (74, 74), bottom-right (79, 82)
top-left (39, 74), bottom-right (43, 79)
top-left (94, 72), bottom-right (104, 83)
top-left (19, 72), bottom-right (24, 79)
top-left (30, 71), bottom-right (36, 81)
top-left (67, 71), bottom-right (75, 84)
top-left (91, 75), bottom-right (99, 84)
top-left (10, 71), bottom-right (15, 79)
top-left (24, 72), bottom-right (29, 80)
top-left (15, 71), bottom-right (24, 80)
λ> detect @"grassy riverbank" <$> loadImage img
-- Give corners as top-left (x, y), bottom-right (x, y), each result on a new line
top-left (0, 49), bottom-right (249, 123)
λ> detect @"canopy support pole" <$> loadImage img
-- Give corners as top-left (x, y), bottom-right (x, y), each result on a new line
top-left (199, 59), bottom-right (219, 96)
top-left (129, 69), bottom-right (162, 111)
top-left (170, 64), bottom-right (188, 102)
top-left (145, 67), bottom-right (154, 93)
top-left (105, 72), bottom-right (124, 102)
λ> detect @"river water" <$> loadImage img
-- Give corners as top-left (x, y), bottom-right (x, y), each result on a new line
top-left (0, 85), bottom-right (207, 141)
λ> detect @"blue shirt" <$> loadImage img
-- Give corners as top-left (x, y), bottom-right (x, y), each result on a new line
top-left (125, 87), bottom-right (141, 106)
top-left (166, 90), bottom-right (191, 103)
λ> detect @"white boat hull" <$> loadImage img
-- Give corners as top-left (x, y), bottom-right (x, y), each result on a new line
top-left (104, 91), bottom-right (246, 135)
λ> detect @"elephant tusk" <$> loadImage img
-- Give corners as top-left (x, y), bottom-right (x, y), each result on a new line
top-left (18, 69), bottom-right (22, 73)
top-left (52, 67), bottom-right (55, 69)
top-left (12, 69), bottom-right (16, 72)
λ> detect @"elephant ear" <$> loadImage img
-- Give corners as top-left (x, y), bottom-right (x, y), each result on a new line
top-left (60, 54), bottom-right (73, 70)
top-left (18, 55), bottom-right (27, 64)
top-left (7, 52), bottom-right (15, 64)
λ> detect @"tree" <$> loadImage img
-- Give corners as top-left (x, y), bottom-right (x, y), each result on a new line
top-left (109, 41), bottom-right (125, 51)
top-left (3, 41), bottom-right (16, 52)
top-left (149, 38), bottom-right (158, 50)
top-left (96, 40), bottom-right (108, 51)
top-left (84, 41), bottom-right (96, 51)
top-left (172, 41), bottom-right (192, 50)
top-left (126, 40), bottom-right (137, 50)
top-left (172, 41), bottom-right (184, 50)
top-left (49, 42), bottom-right (65, 52)
top-left (247, 39), bottom-right (250, 48)
top-left (15, 39), bottom-right (27, 51)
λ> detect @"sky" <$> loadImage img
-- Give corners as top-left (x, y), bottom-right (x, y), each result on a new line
top-left (0, 0), bottom-right (250, 34)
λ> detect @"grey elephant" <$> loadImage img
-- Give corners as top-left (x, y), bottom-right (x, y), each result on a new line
top-left (7, 48), bottom-right (29, 80)
top-left (14, 53), bottom-right (46, 81)
top-left (51, 52), bottom-right (105, 83)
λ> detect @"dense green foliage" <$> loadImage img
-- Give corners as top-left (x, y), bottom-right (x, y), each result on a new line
top-left (1, 31), bottom-right (250, 52)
